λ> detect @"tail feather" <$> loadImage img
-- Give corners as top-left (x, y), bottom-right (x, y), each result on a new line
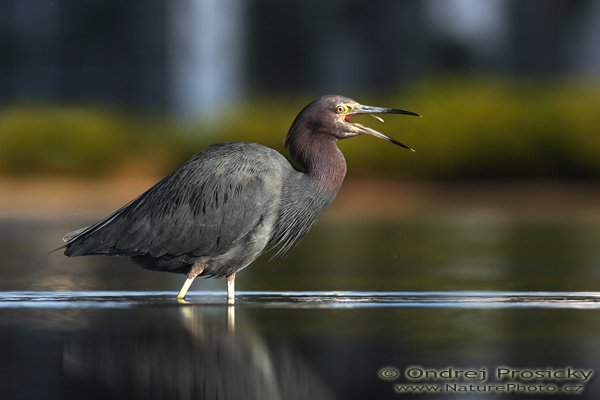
top-left (63, 226), bottom-right (88, 243)
top-left (61, 194), bottom-right (144, 257)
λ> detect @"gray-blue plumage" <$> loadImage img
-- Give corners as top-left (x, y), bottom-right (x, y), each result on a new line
top-left (64, 142), bottom-right (333, 278)
top-left (63, 95), bottom-right (418, 299)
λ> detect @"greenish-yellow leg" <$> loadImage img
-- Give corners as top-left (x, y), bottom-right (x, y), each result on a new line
top-left (177, 263), bottom-right (205, 300)
top-left (227, 273), bottom-right (236, 304)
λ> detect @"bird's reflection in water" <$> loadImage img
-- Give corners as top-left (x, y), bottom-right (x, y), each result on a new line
top-left (63, 305), bottom-right (334, 400)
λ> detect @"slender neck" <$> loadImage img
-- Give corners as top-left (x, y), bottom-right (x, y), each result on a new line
top-left (286, 125), bottom-right (347, 193)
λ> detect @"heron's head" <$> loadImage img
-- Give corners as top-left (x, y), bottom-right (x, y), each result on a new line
top-left (288, 95), bottom-right (420, 152)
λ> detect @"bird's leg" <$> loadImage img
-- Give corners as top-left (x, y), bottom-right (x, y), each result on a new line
top-left (177, 277), bottom-right (195, 300)
top-left (226, 273), bottom-right (236, 304)
top-left (177, 263), bottom-right (205, 300)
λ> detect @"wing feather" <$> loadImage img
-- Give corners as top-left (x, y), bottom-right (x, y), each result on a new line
top-left (64, 143), bottom-right (285, 259)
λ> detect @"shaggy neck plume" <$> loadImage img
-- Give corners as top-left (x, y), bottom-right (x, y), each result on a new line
top-left (286, 125), bottom-right (347, 194)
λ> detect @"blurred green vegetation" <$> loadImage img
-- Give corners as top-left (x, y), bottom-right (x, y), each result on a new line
top-left (1, 78), bottom-right (599, 179)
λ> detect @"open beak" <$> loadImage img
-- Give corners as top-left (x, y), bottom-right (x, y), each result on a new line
top-left (347, 104), bottom-right (420, 152)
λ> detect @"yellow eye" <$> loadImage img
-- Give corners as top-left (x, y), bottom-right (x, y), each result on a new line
top-left (335, 105), bottom-right (345, 114)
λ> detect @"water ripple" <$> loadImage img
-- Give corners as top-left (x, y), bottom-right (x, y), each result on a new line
top-left (1, 291), bottom-right (600, 309)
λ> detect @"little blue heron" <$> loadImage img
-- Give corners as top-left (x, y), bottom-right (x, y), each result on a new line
top-left (62, 95), bottom-right (419, 302)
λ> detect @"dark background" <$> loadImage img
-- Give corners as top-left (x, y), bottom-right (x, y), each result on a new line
top-left (0, 0), bottom-right (599, 180)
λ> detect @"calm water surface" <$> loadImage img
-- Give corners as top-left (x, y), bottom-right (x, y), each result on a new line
top-left (1, 217), bottom-right (600, 399)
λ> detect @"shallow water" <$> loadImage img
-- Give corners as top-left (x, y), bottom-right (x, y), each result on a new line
top-left (1, 291), bottom-right (600, 399)
top-left (1, 217), bottom-right (600, 399)
top-left (3, 290), bottom-right (600, 309)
